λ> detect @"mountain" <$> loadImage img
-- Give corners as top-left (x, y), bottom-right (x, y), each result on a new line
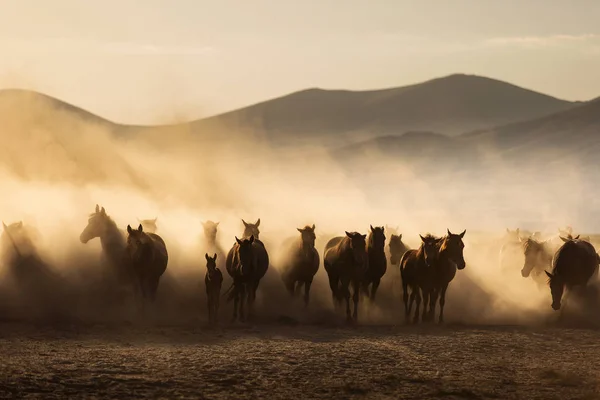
top-left (192, 74), bottom-right (579, 144)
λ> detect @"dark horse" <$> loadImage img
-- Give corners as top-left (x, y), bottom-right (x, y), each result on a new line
top-left (80, 205), bottom-right (128, 281)
top-left (428, 229), bottom-right (466, 323)
top-left (125, 224), bottom-right (169, 304)
top-left (362, 225), bottom-right (387, 301)
top-left (226, 235), bottom-right (269, 321)
top-left (399, 234), bottom-right (440, 324)
top-left (204, 253), bottom-right (223, 324)
top-left (545, 237), bottom-right (599, 312)
top-left (280, 224), bottom-right (320, 306)
top-left (324, 231), bottom-right (368, 323)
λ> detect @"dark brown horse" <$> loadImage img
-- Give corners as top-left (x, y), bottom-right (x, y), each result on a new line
top-left (125, 224), bottom-right (169, 304)
top-left (225, 235), bottom-right (269, 321)
top-left (399, 234), bottom-right (440, 324)
top-left (204, 253), bottom-right (223, 324)
top-left (280, 224), bottom-right (320, 306)
top-left (545, 237), bottom-right (599, 312)
top-left (324, 231), bottom-right (368, 323)
top-left (362, 225), bottom-right (387, 301)
top-left (137, 217), bottom-right (158, 234)
top-left (80, 205), bottom-right (128, 281)
top-left (428, 229), bottom-right (466, 323)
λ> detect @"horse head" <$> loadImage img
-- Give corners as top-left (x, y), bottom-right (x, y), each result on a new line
top-left (242, 218), bottom-right (260, 240)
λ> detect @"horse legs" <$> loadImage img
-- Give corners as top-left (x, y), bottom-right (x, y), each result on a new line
top-left (328, 273), bottom-right (340, 309)
top-left (403, 281), bottom-right (410, 322)
top-left (283, 276), bottom-right (295, 297)
top-left (232, 283), bottom-right (239, 322)
top-left (341, 279), bottom-right (352, 322)
top-left (214, 289), bottom-right (221, 323)
top-left (412, 288), bottom-right (422, 324)
top-left (304, 280), bottom-right (312, 307)
top-left (428, 287), bottom-right (440, 322)
top-left (370, 277), bottom-right (381, 302)
top-left (239, 284), bottom-right (247, 322)
top-left (438, 284), bottom-right (449, 324)
top-left (421, 288), bottom-right (430, 323)
top-left (352, 280), bottom-right (360, 323)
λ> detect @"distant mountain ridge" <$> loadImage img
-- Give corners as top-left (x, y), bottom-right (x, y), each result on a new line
top-left (191, 73), bottom-right (580, 143)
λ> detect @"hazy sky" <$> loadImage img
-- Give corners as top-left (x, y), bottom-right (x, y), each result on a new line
top-left (1, 0), bottom-right (599, 124)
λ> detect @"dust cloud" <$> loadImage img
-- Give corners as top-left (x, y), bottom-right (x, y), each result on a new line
top-left (0, 90), bottom-right (596, 328)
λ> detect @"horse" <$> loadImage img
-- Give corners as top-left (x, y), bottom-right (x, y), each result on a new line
top-left (428, 229), bottom-right (466, 323)
top-left (204, 253), bottom-right (223, 324)
top-left (225, 235), bottom-right (269, 322)
top-left (80, 204), bottom-right (128, 281)
top-left (362, 225), bottom-right (387, 301)
top-left (125, 224), bottom-right (169, 305)
top-left (399, 234), bottom-right (440, 324)
top-left (388, 233), bottom-right (410, 267)
top-left (520, 236), bottom-right (558, 281)
top-left (280, 224), bottom-right (320, 306)
top-left (137, 217), bottom-right (158, 234)
top-left (201, 221), bottom-right (226, 267)
top-left (1, 221), bottom-right (40, 264)
top-left (324, 231), bottom-right (368, 323)
top-left (242, 218), bottom-right (261, 240)
top-left (545, 237), bottom-right (599, 312)
top-left (385, 225), bottom-right (400, 237)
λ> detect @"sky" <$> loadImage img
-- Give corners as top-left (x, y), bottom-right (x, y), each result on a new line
top-left (0, 0), bottom-right (599, 124)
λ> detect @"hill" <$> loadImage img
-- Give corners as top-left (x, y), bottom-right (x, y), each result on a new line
top-left (192, 74), bottom-right (578, 144)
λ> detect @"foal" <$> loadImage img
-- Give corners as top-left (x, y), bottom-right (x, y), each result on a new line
top-left (204, 253), bottom-right (223, 324)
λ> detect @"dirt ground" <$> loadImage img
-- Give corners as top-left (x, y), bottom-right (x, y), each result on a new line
top-left (0, 321), bottom-right (599, 399)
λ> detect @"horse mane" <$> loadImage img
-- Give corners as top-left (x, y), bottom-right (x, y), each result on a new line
top-left (416, 233), bottom-right (438, 258)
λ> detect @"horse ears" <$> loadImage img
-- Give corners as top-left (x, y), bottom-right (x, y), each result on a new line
top-left (95, 204), bottom-right (100, 213)
top-left (545, 270), bottom-right (553, 279)
top-left (241, 219), bottom-right (248, 227)
top-left (153, 218), bottom-right (157, 223)
top-left (213, 253), bottom-right (217, 260)
top-left (447, 228), bottom-right (452, 236)
top-left (205, 253), bottom-right (209, 261)
top-left (399, 234), bottom-right (402, 240)
top-left (312, 224), bottom-right (315, 230)
top-left (235, 236), bottom-right (242, 245)
top-left (215, 222), bottom-right (219, 227)
top-left (459, 230), bottom-right (466, 238)
top-left (255, 218), bottom-right (260, 227)
top-left (361, 234), bottom-right (367, 239)
top-left (127, 225), bottom-right (133, 234)
top-left (297, 228), bottom-right (303, 233)
top-left (100, 207), bottom-right (106, 215)
top-left (575, 235), bottom-right (580, 240)
top-left (138, 224), bottom-right (143, 232)
top-left (560, 236), bottom-right (568, 243)
top-left (419, 234), bottom-right (426, 242)
top-left (345, 231), bottom-right (352, 238)
top-left (370, 224), bottom-right (374, 232)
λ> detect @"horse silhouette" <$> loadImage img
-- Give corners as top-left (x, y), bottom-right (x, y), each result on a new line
top-left (362, 225), bottom-right (387, 301)
top-left (280, 224), bottom-right (320, 306)
top-left (546, 237), bottom-right (599, 312)
top-left (226, 235), bottom-right (269, 322)
top-left (428, 229), bottom-right (466, 323)
top-left (80, 204), bottom-right (128, 282)
top-left (399, 234), bottom-right (440, 324)
top-left (388, 233), bottom-right (410, 267)
top-left (125, 224), bottom-right (169, 305)
top-left (324, 231), bottom-right (368, 323)
top-left (204, 253), bottom-right (223, 324)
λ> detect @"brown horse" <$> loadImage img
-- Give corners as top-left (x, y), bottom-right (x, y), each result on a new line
top-left (225, 235), bottom-right (269, 321)
top-left (520, 236), bottom-right (556, 280)
top-left (242, 218), bottom-right (261, 240)
top-left (428, 229), bottom-right (466, 323)
top-left (324, 231), bottom-right (368, 323)
top-left (362, 225), bottom-right (387, 301)
top-left (388, 233), bottom-right (410, 267)
top-left (546, 237), bottom-right (599, 312)
top-left (80, 205), bottom-right (128, 281)
top-left (204, 253), bottom-right (223, 324)
top-left (137, 217), bottom-right (158, 234)
top-left (280, 224), bottom-right (320, 306)
top-left (399, 234), bottom-right (440, 324)
top-left (125, 224), bottom-right (169, 304)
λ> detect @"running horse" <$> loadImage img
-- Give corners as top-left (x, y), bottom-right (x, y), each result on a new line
top-left (280, 224), bottom-right (320, 306)
top-left (362, 225), bottom-right (387, 301)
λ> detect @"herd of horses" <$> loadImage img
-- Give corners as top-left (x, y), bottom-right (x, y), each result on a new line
top-left (1, 205), bottom-right (599, 325)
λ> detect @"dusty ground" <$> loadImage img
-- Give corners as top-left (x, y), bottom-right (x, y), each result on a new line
top-left (0, 321), bottom-right (599, 399)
